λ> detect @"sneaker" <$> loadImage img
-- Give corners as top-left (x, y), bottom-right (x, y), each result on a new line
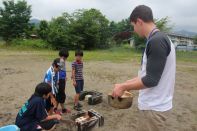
top-left (62, 108), bottom-right (71, 113)
top-left (77, 103), bottom-right (83, 108)
top-left (74, 105), bottom-right (82, 111)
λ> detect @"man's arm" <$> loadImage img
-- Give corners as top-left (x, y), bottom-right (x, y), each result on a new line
top-left (124, 77), bottom-right (144, 90)
top-left (112, 33), bottom-right (171, 97)
top-left (125, 77), bottom-right (139, 83)
top-left (112, 77), bottom-right (145, 97)
top-left (141, 35), bottom-right (170, 87)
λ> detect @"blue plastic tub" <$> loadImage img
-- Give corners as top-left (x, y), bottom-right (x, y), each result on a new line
top-left (0, 125), bottom-right (20, 131)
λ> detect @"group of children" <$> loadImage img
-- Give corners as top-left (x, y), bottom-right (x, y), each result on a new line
top-left (15, 49), bottom-right (84, 131)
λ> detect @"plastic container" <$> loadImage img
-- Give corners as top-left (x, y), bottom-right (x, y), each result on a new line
top-left (0, 125), bottom-right (20, 131)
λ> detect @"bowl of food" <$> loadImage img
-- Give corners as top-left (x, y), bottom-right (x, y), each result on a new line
top-left (108, 91), bottom-right (133, 109)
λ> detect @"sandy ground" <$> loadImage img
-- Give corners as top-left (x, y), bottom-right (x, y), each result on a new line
top-left (0, 52), bottom-right (197, 131)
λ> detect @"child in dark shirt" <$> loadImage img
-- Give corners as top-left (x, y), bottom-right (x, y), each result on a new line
top-left (15, 82), bottom-right (61, 131)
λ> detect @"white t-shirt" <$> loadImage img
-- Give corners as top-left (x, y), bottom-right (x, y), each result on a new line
top-left (138, 34), bottom-right (176, 112)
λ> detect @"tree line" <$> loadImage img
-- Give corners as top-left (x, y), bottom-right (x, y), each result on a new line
top-left (0, 0), bottom-right (173, 50)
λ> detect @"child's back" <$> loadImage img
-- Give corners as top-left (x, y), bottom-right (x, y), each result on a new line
top-left (15, 82), bottom-right (61, 131)
top-left (15, 94), bottom-right (47, 130)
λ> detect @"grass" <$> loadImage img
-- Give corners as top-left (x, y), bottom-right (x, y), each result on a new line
top-left (0, 41), bottom-right (197, 63)
top-left (0, 40), bottom-right (141, 62)
top-left (10, 39), bottom-right (50, 49)
top-left (176, 51), bottom-right (197, 63)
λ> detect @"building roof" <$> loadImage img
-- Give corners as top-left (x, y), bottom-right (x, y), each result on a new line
top-left (167, 32), bottom-right (194, 40)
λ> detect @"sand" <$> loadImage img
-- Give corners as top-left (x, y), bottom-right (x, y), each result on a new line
top-left (0, 52), bottom-right (197, 131)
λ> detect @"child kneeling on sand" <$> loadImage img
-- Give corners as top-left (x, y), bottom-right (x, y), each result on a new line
top-left (15, 82), bottom-right (61, 131)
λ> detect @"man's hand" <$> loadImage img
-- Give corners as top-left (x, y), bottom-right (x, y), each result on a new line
top-left (112, 84), bottom-right (125, 97)
top-left (112, 78), bottom-right (145, 97)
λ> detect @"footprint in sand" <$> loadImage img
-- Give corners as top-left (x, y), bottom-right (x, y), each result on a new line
top-left (0, 113), bottom-right (12, 123)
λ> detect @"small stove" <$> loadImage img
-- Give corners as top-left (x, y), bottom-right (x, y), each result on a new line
top-left (70, 109), bottom-right (104, 131)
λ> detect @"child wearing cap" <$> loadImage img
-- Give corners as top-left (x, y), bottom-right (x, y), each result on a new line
top-left (15, 82), bottom-right (61, 131)
top-left (44, 58), bottom-right (61, 114)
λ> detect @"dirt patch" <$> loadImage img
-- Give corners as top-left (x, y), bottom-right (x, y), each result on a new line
top-left (0, 67), bottom-right (24, 79)
top-left (0, 53), bottom-right (196, 131)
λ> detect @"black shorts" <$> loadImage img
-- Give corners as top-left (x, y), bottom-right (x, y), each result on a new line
top-left (75, 80), bottom-right (84, 94)
top-left (56, 79), bottom-right (66, 103)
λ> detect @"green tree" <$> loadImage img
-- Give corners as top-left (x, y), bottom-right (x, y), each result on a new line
top-left (70, 9), bottom-right (110, 49)
top-left (109, 18), bottom-right (133, 45)
top-left (46, 9), bottom-right (110, 50)
top-left (25, 23), bottom-right (38, 38)
top-left (38, 20), bottom-right (49, 40)
top-left (109, 21), bottom-right (117, 36)
top-left (47, 13), bottom-right (72, 49)
top-left (0, 0), bottom-right (31, 43)
top-left (155, 17), bottom-right (172, 33)
top-left (109, 19), bottom-right (132, 35)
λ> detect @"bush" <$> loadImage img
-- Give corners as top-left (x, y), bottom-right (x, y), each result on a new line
top-left (10, 39), bottom-right (50, 49)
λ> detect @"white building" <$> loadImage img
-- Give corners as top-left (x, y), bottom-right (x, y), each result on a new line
top-left (167, 33), bottom-right (194, 47)
top-left (129, 32), bottom-right (196, 51)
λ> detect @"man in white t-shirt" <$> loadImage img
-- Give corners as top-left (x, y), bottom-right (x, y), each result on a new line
top-left (112, 5), bottom-right (176, 131)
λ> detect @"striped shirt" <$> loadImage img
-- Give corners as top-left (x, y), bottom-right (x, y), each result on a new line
top-left (72, 61), bottom-right (83, 80)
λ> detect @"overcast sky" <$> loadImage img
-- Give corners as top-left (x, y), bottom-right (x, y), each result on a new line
top-left (1, 0), bottom-right (197, 32)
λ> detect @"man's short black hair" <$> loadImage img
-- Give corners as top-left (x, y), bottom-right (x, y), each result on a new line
top-left (35, 82), bottom-right (51, 97)
top-left (59, 48), bottom-right (69, 58)
top-left (75, 50), bottom-right (83, 57)
top-left (130, 5), bottom-right (154, 23)
top-left (52, 58), bottom-right (61, 68)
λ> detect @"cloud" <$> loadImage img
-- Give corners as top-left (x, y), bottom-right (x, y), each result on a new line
top-left (0, 0), bottom-right (197, 32)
